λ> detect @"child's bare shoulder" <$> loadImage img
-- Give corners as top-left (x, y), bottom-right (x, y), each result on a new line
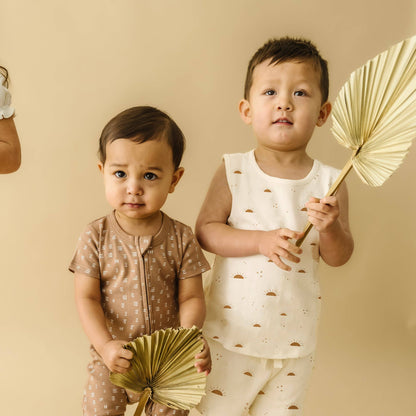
top-left (197, 161), bottom-right (231, 226)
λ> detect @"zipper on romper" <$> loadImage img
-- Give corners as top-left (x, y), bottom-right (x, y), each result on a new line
top-left (136, 236), bottom-right (152, 334)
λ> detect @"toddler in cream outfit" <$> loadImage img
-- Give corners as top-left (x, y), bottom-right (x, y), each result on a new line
top-left (196, 37), bottom-right (354, 416)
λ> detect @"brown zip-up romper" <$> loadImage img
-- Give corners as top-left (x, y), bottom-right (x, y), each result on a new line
top-left (69, 211), bottom-right (210, 416)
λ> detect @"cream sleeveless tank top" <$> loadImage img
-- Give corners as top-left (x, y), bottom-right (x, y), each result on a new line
top-left (203, 150), bottom-right (340, 358)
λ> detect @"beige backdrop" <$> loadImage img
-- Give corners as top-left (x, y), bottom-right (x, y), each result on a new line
top-left (1, 1), bottom-right (415, 415)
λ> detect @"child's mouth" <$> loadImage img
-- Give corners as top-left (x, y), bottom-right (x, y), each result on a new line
top-left (125, 203), bottom-right (144, 208)
top-left (273, 118), bottom-right (293, 125)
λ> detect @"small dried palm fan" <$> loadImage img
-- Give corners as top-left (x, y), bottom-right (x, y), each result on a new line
top-left (110, 327), bottom-right (206, 416)
top-left (296, 35), bottom-right (416, 247)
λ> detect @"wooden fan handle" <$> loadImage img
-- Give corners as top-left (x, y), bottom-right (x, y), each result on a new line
top-left (295, 153), bottom-right (356, 247)
top-left (134, 387), bottom-right (152, 416)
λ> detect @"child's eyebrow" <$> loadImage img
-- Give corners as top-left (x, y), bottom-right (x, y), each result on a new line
top-left (109, 162), bottom-right (164, 172)
top-left (109, 163), bottom-right (127, 167)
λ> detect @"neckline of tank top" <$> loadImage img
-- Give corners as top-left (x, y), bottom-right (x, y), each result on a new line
top-left (248, 149), bottom-right (320, 185)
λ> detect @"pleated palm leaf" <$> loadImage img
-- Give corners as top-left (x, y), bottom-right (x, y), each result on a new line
top-left (296, 35), bottom-right (416, 247)
top-left (110, 326), bottom-right (206, 416)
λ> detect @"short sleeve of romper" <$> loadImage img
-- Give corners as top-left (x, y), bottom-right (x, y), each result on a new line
top-left (68, 221), bottom-right (102, 279)
top-left (176, 225), bottom-right (211, 279)
top-left (69, 212), bottom-right (210, 340)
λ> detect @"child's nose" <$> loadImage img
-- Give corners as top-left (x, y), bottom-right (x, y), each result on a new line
top-left (127, 180), bottom-right (144, 196)
top-left (277, 103), bottom-right (292, 110)
top-left (276, 95), bottom-right (293, 111)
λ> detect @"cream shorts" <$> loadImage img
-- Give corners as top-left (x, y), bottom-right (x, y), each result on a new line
top-left (197, 339), bottom-right (314, 416)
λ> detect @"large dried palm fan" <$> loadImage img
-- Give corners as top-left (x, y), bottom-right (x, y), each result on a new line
top-left (110, 326), bottom-right (206, 416)
top-left (296, 35), bottom-right (416, 247)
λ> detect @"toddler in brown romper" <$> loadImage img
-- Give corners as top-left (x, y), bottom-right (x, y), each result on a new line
top-left (70, 106), bottom-right (211, 416)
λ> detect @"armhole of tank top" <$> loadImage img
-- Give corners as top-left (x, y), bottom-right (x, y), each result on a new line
top-left (222, 153), bottom-right (234, 198)
top-left (321, 163), bottom-right (342, 191)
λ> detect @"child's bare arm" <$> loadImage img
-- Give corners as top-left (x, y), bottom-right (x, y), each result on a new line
top-left (196, 163), bottom-right (303, 271)
top-left (305, 181), bottom-right (354, 266)
top-left (178, 275), bottom-right (206, 329)
top-left (0, 117), bottom-right (21, 173)
top-left (178, 275), bottom-right (211, 375)
top-left (74, 273), bottom-right (133, 373)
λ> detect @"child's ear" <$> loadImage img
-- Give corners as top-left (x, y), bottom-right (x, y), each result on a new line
top-left (98, 162), bottom-right (104, 174)
top-left (238, 99), bottom-right (252, 125)
top-left (316, 101), bottom-right (332, 127)
top-left (169, 167), bottom-right (185, 193)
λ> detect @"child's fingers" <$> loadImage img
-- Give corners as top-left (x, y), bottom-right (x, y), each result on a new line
top-left (278, 228), bottom-right (304, 242)
top-left (277, 248), bottom-right (301, 264)
top-left (308, 196), bottom-right (320, 204)
top-left (120, 348), bottom-right (133, 360)
top-left (308, 208), bottom-right (333, 223)
top-left (111, 361), bottom-right (131, 374)
top-left (307, 204), bottom-right (340, 232)
top-left (195, 348), bottom-right (209, 359)
top-left (116, 356), bottom-right (132, 369)
top-left (308, 209), bottom-right (329, 222)
top-left (195, 356), bottom-right (211, 374)
top-left (274, 233), bottom-right (303, 257)
top-left (280, 238), bottom-right (303, 255)
top-left (307, 203), bottom-right (336, 219)
top-left (195, 355), bottom-right (210, 367)
top-left (106, 355), bottom-right (131, 373)
top-left (307, 195), bottom-right (338, 211)
top-left (306, 201), bottom-right (327, 213)
top-left (259, 229), bottom-right (303, 265)
top-left (102, 340), bottom-right (134, 373)
top-left (320, 195), bottom-right (338, 206)
top-left (269, 253), bottom-right (292, 271)
top-left (195, 337), bottom-right (211, 374)
top-left (277, 230), bottom-right (303, 254)
top-left (196, 339), bottom-right (211, 360)
top-left (269, 231), bottom-right (305, 270)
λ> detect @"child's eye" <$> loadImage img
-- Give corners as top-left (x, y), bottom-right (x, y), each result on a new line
top-left (144, 172), bottom-right (158, 181)
top-left (115, 170), bottom-right (126, 178)
top-left (294, 90), bottom-right (306, 97)
top-left (265, 89), bottom-right (276, 96)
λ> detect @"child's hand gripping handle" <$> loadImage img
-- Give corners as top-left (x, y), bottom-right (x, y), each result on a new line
top-left (296, 154), bottom-right (355, 247)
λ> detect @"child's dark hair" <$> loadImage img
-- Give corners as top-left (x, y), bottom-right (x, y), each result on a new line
top-left (244, 37), bottom-right (329, 103)
top-left (99, 106), bottom-right (185, 169)
top-left (0, 66), bottom-right (9, 88)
